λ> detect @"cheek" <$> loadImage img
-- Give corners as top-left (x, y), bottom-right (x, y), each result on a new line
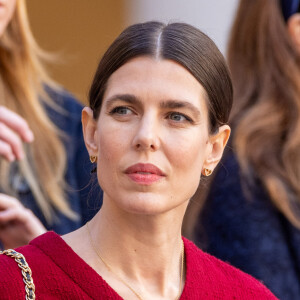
top-left (96, 120), bottom-right (132, 164)
top-left (96, 125), bottom-right (124, 189)
top-left (165, 129), bottom-right (208, 172)
top-left (97, 130), bottom-right (121, 162)
top-left (163, 129), bottom-right (209, 202)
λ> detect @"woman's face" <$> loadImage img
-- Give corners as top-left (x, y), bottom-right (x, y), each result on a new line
top-left (84, 56), bottom-right (229, 215)
top-left (0, 0), bottom-right (17, 37)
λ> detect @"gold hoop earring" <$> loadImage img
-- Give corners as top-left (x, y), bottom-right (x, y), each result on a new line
top-left (203, 168), bottom-right (212, 176)
top-left (90, 155), bottom-right (97, 163)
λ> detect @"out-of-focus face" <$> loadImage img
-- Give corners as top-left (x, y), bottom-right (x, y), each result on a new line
top-left (0, 0), bottom-right (17, 38)
top-left (83, 56), bottom-right (228, 215)
top-left (287, 13), bottom-right (300, 53)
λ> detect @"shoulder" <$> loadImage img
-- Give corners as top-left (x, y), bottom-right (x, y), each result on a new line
top-left (43, 85), bottom-right (85, 138)
top-left (0, 244), bottom-right (44, 298)
top-left (183, 238), bottom-right (277, 299)
top-left (43, 85), bottom-right (83, 127)
top-left (206, 146), bottom-right (276, 217)
top-left (0, 233), bottom-right (57, 274)
top-left (211, 146), bottom-right (265, 199)
top-left (0, 232), bottom-right (74, 298)
top-left (199, 148), bottom-right (245, 223)
top-left (44, 85), bottom-right (83, 114)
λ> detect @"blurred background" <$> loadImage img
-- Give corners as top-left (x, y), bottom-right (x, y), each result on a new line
top-left (27, 0), bottom-right (238, 103)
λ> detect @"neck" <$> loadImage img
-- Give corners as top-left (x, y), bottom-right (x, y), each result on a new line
top-left (87, 198), bottom-right (187, 299)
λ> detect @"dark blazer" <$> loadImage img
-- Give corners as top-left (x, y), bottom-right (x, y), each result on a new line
top-left (194, 148), bottom-right (300, 300)
top-left (6, 87), bottom-right (102, 234)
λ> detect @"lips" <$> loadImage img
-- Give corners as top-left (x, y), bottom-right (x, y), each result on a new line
top-left (125, 163), bottom-right (166, 185)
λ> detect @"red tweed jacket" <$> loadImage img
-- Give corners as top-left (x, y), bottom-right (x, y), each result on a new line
top-left (0, 232), bottom-right (277, 299)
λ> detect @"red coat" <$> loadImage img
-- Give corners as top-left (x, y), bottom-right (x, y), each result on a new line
top-left (0, 232), bottom-right (277, 299)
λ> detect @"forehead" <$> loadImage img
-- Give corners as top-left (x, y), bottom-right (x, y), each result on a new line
top-left (103, 57), bottom-right (208, 111)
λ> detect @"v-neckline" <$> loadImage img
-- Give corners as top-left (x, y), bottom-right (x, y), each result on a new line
top-left (30, 231), bottom-right (190, 299)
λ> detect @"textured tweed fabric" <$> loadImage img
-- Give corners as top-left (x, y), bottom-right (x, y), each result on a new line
top-left (0, 232), bottom-right (277, 299)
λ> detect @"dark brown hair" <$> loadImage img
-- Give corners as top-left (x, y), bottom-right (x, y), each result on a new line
top-left (89, 21), bottom-right (232, 134)
top-left (228, 0), bottom-right (300, 227)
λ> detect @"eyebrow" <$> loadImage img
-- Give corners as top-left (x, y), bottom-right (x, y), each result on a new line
top-left (160, 100), bottom-right (201, 118)
top-left (105, 94), bottom-right (140, 106)
top-left (105, 94), bottom-right (201, 118)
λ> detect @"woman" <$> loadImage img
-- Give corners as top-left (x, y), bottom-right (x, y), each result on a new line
top-left (0, 0), bottom-right (100, 249)
top-left (192, 1), bottom-right (300, 299)
top-left (0, 22), bottom-right (276, 299)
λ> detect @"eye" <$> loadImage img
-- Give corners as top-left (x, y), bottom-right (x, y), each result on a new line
top-left (110, 106), bottom-right (133, 115)
top-left (168, 112), bottom-right (192, 123)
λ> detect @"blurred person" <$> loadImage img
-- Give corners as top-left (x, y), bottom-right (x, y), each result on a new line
top-left (0, 0), bottom-right (101, 249)
top-left (192, 0), bottom-right (300, 299)
top-left (0, 21), bottom-right (277, 300)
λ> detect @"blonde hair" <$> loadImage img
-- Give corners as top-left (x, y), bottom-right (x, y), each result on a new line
top-left (0, 0), bottom-right (77, 223)
top-left (228, 0), bottom-right (300, 228)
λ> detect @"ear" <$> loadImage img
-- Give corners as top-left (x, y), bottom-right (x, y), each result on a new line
top-left (287, 13), bottom-right (300, 53)
top-left (202, 125), bottom-right (231, 175)
top-left (82, 107), bottom-right (98, 156)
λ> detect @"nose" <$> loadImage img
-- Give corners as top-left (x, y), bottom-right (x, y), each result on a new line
top-left (132, 113), bottom-right (160, 152)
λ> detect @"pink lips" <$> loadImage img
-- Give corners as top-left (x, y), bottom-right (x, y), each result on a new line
top-left (125, 163), bottom-right (165, 185)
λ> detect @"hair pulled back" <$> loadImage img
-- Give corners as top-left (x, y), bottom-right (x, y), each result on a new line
top-left (89, 21), bottom-right (232, 134)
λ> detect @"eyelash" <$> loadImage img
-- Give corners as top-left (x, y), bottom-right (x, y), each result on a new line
top-left (167, 112), bottom-right (193, 123)
top-left (109, 106), bottom-right (194, 124)
top-left (109, 106), bottom-right (133, 115)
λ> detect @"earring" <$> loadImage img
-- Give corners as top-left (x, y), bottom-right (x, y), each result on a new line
top-left (90, 155), bottom-right (97, 163)
top-left (203, 168), bottom-right (212, 176)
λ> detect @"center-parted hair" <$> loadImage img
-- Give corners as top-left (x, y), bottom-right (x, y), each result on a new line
top-left (89, 22), bottom-right (233, 134)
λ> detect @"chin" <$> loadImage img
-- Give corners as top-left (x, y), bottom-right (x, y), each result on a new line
top-left (126, 204), bottom-right (166, 216)
top-left (118, 192), bottom-right (183, 216)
